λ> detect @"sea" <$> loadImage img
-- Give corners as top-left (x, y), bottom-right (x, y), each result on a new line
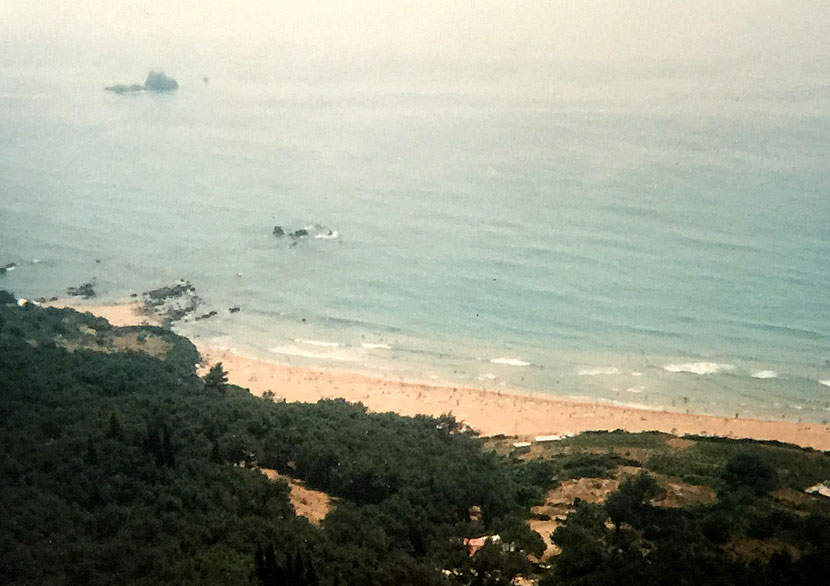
top-left (2, 38), bottom-right (828, 423)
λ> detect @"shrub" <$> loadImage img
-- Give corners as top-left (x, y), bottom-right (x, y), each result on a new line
top-left (721, 453), bottom-right (778, 495)
top-left (605, 472), bottom-right (665, 530)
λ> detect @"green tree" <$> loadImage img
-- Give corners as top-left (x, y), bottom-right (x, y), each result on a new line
top-left (551, 502), bottom-right (610, 581)
top-left (106, 412), bottom-right (123, 440)
top-left (143, 423), bottom-right (165, 466)
top-left (721, 452), bottom-right (778, 495)
top-left (204, 362), bottom-right (228, 393)
top-left (255, 541), bottom-right (319, 586)
top-left (85, 437), bottom-right (99, 465)
top-left (210, 440), bottom-right (222, 463)
top-left (162, 426), bottom-right (175, 467)
top-left (605, 472), bottom-right (664, 531)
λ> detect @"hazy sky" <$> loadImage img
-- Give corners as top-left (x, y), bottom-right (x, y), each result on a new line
top-left (2, 0), bottom-right (829, 65)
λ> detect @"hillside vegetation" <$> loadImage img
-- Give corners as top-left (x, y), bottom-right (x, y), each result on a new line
top-left (3, 295), bottom-right (830, 585)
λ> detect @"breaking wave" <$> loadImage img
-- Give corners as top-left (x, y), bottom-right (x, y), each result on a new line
top-left (269, 344), bottom-right (358, 362)
top-left (490, 357), bottom-right (531, 367)
top-left (294, 338), bottom-right (340, 348)
top-left (361, 342), bottom-right (392, 350)
top-left (578, 366), bottom-right (620, 376)
top-left (663, 362), bottom-right (734, 375)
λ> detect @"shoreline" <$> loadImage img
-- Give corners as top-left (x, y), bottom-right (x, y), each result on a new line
top-left (48, 299), bottom-right (830, 451)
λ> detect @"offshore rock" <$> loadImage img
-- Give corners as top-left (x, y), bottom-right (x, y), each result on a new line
top-left (145, 281), bottom-right (195, 304)
top-left (105, 83), bottom-right (145, 95)
top-left (106, 71), bottom-right (178, 94)
top-left (274, 224), bottom-right (339, 246)
top-left (143, 71), bottom-right (178, 92)
top-left (141, 280), bottom-right (202, 327)
top-left (67, 282), bottom-right (96, 299)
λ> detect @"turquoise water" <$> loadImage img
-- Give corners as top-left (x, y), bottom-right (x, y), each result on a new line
top-left (2, 46), bottom-right (829, 422)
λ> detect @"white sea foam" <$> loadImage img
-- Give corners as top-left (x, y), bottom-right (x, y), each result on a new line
top-left (479, 372), bottom-right (497, 381)
top-left (751, 370), bottom-right (778, 379)
top-left (313, 230), bottom-right (339, 240)
top-left (490, 357), bottom-right (531, 366)
top-left (630, 371), bottom-right (643, 377)
top-left (606, 399), bottom-right (664, 412)
top-left (361, 342), bottom-right (391, 350)
top-left (578, 366), bottom-right (620, 376)
top-left (269, 344), bottom-right (356, 362)
top-left (663, 362), bottom-right (734, 375)
top-left (625, 386), bottom-right (645, 394)
top-left (820, 380), bottom-right (830, 388)
top-left (295, 338), bottom-right (340, 348)
top-left (270, 345), bottom-right (323, 359)
top-left (228, 348), bottom-right (261, 361)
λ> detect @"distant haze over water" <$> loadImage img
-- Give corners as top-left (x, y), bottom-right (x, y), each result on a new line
top-left (1, 23), bottom-right (828, 422)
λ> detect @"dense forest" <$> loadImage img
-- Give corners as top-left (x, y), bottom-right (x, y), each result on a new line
top-left (3, 293), bottom-right (830, 585)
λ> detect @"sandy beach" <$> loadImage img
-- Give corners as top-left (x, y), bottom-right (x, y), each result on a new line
top-left (50, 300), bottom-right (830, 451)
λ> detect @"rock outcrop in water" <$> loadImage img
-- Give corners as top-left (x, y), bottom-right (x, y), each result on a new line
top-left (105, 83), bottom-right (145, 95)
top-left (195, 310), bottom-right (218, 321)
top-left (141, 280), bottom-right (202, 326)
top-left (144, 71), bottom-right (179, 92)
top-left (106, 71), bottom-right (179, 94)
top-left (67, 282), bottom-right (96, 299)
top-left (271, 226), bottom-right (308, 238)
top-left (272, 224), bottom-right (339, 243)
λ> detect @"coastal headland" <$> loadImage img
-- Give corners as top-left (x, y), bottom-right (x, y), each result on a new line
top-left (49, 299), bottom-right (830, 451)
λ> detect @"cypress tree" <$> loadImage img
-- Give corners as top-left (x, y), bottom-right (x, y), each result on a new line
top-left (106, 412), bottom-right (123, 440)
top-left (145, 423), bottom-right (163, 465)
top-left (211, 440), bottom-right (222, 463)
top-left (162, 425), bottom-right (175, 467)
top-left (86, 437), bottom-right (98, 465)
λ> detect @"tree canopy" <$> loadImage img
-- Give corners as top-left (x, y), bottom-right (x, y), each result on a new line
top-left (0, 300), bottom-right (552, 585)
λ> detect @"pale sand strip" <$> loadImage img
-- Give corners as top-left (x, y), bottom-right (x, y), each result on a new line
top-left (46, 301), bottom-right (830, 451)
top-left (45, 299), bottom-right (161, 327)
